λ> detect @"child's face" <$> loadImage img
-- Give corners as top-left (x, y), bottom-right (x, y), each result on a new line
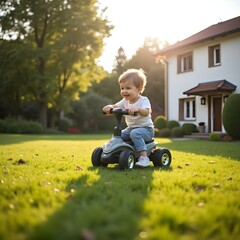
top-left (119, 79), bottom-right (141, 103)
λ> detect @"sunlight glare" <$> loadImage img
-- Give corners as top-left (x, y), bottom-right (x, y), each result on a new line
top-left (98, 0), bottom-right (240, 71)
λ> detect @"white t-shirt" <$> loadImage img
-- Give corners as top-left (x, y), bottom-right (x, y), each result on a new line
top-left (115, 96), bottom-right (154, 128)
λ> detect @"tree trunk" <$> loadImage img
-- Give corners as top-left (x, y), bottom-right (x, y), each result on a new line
top-left (39, 101), bottom-right (47, 133)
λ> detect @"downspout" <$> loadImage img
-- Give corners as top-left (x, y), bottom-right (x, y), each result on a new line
top-left (161, 59), bottom-right (169, 120)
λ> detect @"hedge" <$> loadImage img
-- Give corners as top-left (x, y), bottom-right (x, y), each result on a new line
top-left (0, 119), bottom-right (43, 134)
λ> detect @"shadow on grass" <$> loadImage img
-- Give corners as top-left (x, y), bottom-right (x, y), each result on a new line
top-left (27, 166), bottom-right (156, 240)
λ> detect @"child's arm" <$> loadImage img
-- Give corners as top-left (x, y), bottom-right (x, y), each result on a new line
top-left (128, 107), bottom-right (151, 117)
top-left (138, 107), bottom-right (151, 117)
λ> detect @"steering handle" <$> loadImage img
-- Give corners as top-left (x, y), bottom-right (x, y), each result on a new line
top-left (103, 108), bottom-right (138, 116)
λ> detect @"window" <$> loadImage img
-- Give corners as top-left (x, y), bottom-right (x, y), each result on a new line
top-left (179, 98), bottom-right (196, 120)
top-left (177, 52), bottom-right (193, 73)
top-left (209, 44), bottom-right (221, 67)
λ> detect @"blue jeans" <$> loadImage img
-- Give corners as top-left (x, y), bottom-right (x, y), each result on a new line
top-left (121, 127), bottom-right (154, 152)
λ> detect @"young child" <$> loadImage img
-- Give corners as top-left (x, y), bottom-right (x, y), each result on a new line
top-left (102, 68), bottom-right (154, 167)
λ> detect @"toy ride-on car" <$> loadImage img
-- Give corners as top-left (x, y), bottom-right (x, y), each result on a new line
top-left (91, 108), bottom-right (172, 170)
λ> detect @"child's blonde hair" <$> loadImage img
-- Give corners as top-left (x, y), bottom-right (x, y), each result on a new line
top-left (118, 69), bottom-right (147, 93)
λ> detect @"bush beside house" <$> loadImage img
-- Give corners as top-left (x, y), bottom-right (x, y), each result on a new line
top-left (182, 123), bottom-right (197, 135)
top-left (210, 132), bottom-right (220, 141)
top-left (171, 127), bottom-right (183, 138)
top-left (154, 115), bottom-right (167, 130)
top-left (159, 128), bottom-right (171, 138)
top-left (154, 116), bottom-right (195, 138)
top-left (223, 94), bottom-right (240, 140)
top-left (167, 120), bottom-right (180, 129)
top-left (154, 117), bottom-right (183, 138)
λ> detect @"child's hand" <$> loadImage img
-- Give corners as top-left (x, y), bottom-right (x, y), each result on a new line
top-left (102, 105), bottom-right (114, 114)
top-left (128, 108), bottom-right (139, 116)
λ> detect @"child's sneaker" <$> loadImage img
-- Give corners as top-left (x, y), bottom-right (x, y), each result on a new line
top-left (135, 156), bottom-right (150, 167)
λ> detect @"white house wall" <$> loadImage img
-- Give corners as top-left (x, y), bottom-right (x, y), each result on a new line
top-left (167, 35), bottom-right (240, 130)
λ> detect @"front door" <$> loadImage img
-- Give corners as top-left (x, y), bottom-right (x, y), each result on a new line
top-left (213, 96), bottom-right (222, 131)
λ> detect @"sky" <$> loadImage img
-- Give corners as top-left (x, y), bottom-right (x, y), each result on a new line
top-left (98, 0), bottom-right (240, 72)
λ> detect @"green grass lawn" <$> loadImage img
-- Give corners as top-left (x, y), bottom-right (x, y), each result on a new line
top-left (0, 134), bottom-right (239, 240)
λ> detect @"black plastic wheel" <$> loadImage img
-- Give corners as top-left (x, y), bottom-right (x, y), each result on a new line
top-left (91, 147), bottom-right (103, 166)
top-left (119, 150), bottom-right (135, 170)
top-left (150, 148), bottom-right (172, 168)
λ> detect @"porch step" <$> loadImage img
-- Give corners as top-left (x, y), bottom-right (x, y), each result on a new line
top-left (184, 133), bottom-right (210, 140)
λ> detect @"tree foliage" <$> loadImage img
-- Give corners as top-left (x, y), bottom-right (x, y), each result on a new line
top-left (124, 38), bottom-right (166, 117)
top-left (0, 0), bottom-right (112, 131)
top-left (89, 38), bottom-right (167, 119)
top-left (67, 90), bottom-right (115, 131)
top-left (91, 73), bottom-right (120, 103)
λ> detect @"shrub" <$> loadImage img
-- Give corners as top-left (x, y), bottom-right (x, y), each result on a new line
top-left (0, 118), bottom-right (43, 134)
top-left (171, 127), bottom-right (183, 138)
top-left (182, 123), bottom-right (197, 135)
top-left (47, 128), bottom-right (62, 134)
top-left (159, 128), bottom-right (171, 138)
top-left (68, 128), bottom-right (81, 133)
top-left (154, 115), bottom-right (166, 130)
top-left (210, 132), bottom-right (220, 141)
top-left (17, 121), bottom-right (43, 134)
top-left (167, 120), bottom-right (179, 129)
top-left (0, 119), bottom-right (7, 133)
top-left (223, 94), bottom-right (240, 140)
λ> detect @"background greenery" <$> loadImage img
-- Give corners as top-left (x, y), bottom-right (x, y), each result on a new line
top-left (0, 0), bottom-right (112, 131)
top-left (0, 1), bottom-right (167, 133)
top-left (0, 134), bottom-right (239, 240)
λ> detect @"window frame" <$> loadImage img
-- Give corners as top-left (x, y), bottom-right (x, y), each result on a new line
top-left (179, 98), bottom-right (196, 121)
top-left (208, 44), bottom-right (221, 67)
top-left (177, 52), bottom-right (193, 73)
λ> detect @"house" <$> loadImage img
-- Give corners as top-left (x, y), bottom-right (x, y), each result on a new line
top-left (154, 16), bottom-right (240, 133)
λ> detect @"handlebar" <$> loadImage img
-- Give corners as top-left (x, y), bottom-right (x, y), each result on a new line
top-left (103, 108), bottom-right (138, 116)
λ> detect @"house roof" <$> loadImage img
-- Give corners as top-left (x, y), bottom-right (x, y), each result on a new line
top-left (155, 16), bottom-right (240, 56)
top-left (183, 80), bottom-right (237, 96)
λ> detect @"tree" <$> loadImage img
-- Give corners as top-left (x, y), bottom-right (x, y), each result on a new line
top-left (91, 73), bottom-right (121, 103)
top-left (67, 90), bottom-right (115, 131)
top-left (89, 38), bottom-right (167, 118)
top-left (112, 47), bottom-right (127, 75)
top-left (125, 38), bottom-right (166, 117)
top-left (0, 0), bottom-right (112, 131)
